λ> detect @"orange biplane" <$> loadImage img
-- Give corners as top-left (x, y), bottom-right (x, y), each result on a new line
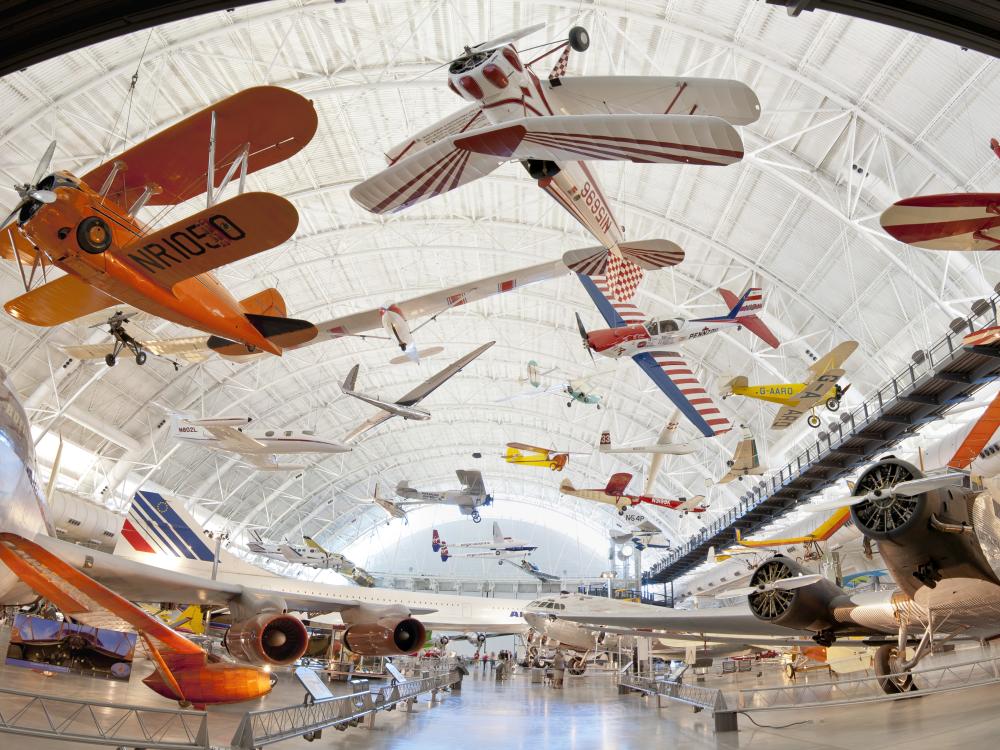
top-left (2, 86), bottom-right (318, 365)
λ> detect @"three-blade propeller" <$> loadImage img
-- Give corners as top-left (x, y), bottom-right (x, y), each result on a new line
top-left (715, 573), bottom-right (824, 600)
top-left (806, 471), bottom-right (967, 514)
top-left (3, 140), bottom-right (58, 228)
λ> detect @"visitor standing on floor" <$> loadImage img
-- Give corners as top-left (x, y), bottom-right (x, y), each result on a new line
top-left (489, 651), bottom-right (496, 671)
top-left (552, 650), bottom-right (566, 689)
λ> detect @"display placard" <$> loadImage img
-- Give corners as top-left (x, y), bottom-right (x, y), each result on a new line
top-left (295, 666), bottom-right (335, 701)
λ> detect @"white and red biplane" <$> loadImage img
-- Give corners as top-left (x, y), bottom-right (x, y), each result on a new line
top-left (350, 23), bottom-right (759, 303)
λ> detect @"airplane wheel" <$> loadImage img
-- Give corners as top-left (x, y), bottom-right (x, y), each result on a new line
top-left (76, 216), bottom-right (112, 254)
top-left (135, 351), bottom-right (147, 366)
top-left (498, 560), bottom-right (503, 565)
top-left (568, 26), bottom-right (590, 52)
top-left (874, 644), bottom-right (915, 694)
top-left (472, 512), bottom-right (482, 523)
top-left (596, 404), bottom-right (601, 410)
top-left (567, 401), bottom-right (572, 407)
top-left (105, 353), bottom-right (116, 367)
top-left (807, 415), bottom-right (821, 428)
top-left (826, 397), bottom-right (840, 412)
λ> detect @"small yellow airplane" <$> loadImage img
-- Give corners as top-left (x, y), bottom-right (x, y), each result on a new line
top-left (504, 443), bottom-right (569, 471)
top-left (721, 341), bottom-right (858, 429)
top-left (711, 506), bottom-right (851, 563)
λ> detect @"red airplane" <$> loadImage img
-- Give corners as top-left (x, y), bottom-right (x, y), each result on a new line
top-left (559, 472), bottom-right (707, 516)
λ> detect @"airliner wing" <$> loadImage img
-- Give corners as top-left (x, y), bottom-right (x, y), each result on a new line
top-left (560, 603), bottom-right (813, 639)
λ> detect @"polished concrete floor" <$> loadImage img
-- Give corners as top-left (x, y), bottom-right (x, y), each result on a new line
top-left (3, 654), bottom-right (1000, 748)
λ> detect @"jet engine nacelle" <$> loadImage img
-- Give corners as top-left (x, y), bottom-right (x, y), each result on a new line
top-left (746, 555), bottom-right (846, 633)
top-left (224, 613), bottom-right (309, 666)
top-left (343, 617), bottom-right (427, 656)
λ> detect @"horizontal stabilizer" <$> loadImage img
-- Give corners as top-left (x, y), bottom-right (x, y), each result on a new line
top-left (562, 239), bottom-right (684, 276)
top-left (240, 288), bottom-right (287, 317)
top-left (718, 287), bottom-right (778, 349)
top-left (245, 313), bottom-right (317, 349)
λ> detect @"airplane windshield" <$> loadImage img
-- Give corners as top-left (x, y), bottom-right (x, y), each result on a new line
top-left (645, 319), bottom-right (679, 335)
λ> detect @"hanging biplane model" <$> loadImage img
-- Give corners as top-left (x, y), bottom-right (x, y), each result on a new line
top-left (350, 23), bottom-right (757, 301)
top-left (721, 341), bottom-right (858, 429)
top-left (433, 522), bottom-right (537, 565)
top-left (560, 472), bottom-right (707, 517)
top-left (340, 342), bottom-right (494, 441)
top-left (716, 432), bottom-right (765, 483)
top-left (395, 470), bottom-right (494, 523)
top-left (169, 414), bottom-right (350, 471)
top-left (575, 287), bottom-right (778, 437)
top-left (246, 530), bottom-right (376, 586)
top-left (504, 443), bottom-right (570, 471)
top-left (1, 86), bottom-right (320, 365)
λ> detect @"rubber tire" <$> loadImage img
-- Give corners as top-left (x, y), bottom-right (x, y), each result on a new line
top-left (105, 353), bottom-right (116, 367)
top-left (826, 397), bottom-right (840, 412)
top-left (76, 216), bottom-right (112, 254)
top-left (472, 512), bottom-right (482, 523)
top-left (874, 644), bottom-right (915, 694)
top-left (568, 26), bottom-right (590, 52)
top-left (807, 414), bottom-right (821, 428)
top-left (135, 351), bottom-right (147, 365)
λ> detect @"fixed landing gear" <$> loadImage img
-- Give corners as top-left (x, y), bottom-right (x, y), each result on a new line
top-left (873, 644), bottom-right (916, 694)
top-left (825, 397), bottom-right (840, 412)
top-left (99, 312), bottom-right (150, 368)
top-left (567, 655), bottom-right (587, 676)
top-left (471, 510), bottom-right (482, 523)
top-left (807, 414), bottom-right (821, 428)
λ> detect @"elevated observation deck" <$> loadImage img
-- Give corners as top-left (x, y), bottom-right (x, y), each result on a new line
top-left (646, 291), bottom-right (1000, 585)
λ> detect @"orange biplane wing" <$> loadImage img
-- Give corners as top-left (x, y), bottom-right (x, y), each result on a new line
top-left (605, 472), bottom-right (633, 497)
top-left (84, 86), bottom-right (317, 207)
top-left (117, 191), bottom-right (298, 290)
top-left (5, 273), bottom-right (118, 326)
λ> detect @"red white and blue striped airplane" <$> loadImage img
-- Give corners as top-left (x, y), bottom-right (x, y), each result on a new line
top-left (574, 284), bottom-right (778, 437)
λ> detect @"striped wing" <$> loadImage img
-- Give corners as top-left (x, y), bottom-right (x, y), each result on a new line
top-left (633, 352), bottom-right (731, 438)
top-left (352, 114), bottom-right (742, 214)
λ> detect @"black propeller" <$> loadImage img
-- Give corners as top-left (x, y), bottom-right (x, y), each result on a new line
top-left (575, 312), bottom-right (594, 362)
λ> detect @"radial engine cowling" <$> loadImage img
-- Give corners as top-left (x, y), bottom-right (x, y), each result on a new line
top-left (343, 617), bottom-right (427, 656)
top-left (747, 555), bottom-right (845, 632)
top-left (224, 613), bottom-right (309, 666)
top-left (848, 458), bottom-right (932, 542)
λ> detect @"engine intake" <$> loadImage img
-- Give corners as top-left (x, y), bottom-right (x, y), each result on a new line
top-left (224, 613), bottom-right (309, 666)
top-left (343, 617), bottom-right (427, 656)
top-left (747, 555), bottom-right (844, 632)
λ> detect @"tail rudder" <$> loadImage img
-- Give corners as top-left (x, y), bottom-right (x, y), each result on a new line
top-left (719, 287), bottom-right (779, 349)
top-left (735, 529), bottom-right (742, 543)
top-left (722, 375), bottom-right (749, 397)
top-left (492, 521), bottom-right (503, 545)
top-left (440, 543), bottom-right (450, 562)
top-left (343, 364), bottom-right (360, 394)
top-left (559, 478), bottom-right (576, 494)
top-left (432, 529), bottom-right (441, 552)
top-left (240, 288), bottom-right (287, 318)
top-left (116, 490), bottom-right (218, 564)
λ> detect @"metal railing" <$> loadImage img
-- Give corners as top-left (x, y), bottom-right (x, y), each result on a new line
top-left (619, 673), bottom-right (728, 712)
top-left (230, 669), bottom-right (458, 749)
top-left (649, 291), bottom-right (1000, 580)
top-left (737, 652), bottom-right (1000, 710)
top-left (0, 685), bottom-right (208, 749)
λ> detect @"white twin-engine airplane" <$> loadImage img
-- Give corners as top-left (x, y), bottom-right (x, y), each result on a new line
top-left (340, 341), bottom-right (493, 441)
top-left (170, 414), bottom-right (350, 471)
top-left (351, 22), bottom-right (759, 304)
top-left (433, 522), bottom-right (537, 564)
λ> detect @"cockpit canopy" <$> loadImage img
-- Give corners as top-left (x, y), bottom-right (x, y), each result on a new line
top-left (645, 319), bottom-right (680, 336)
